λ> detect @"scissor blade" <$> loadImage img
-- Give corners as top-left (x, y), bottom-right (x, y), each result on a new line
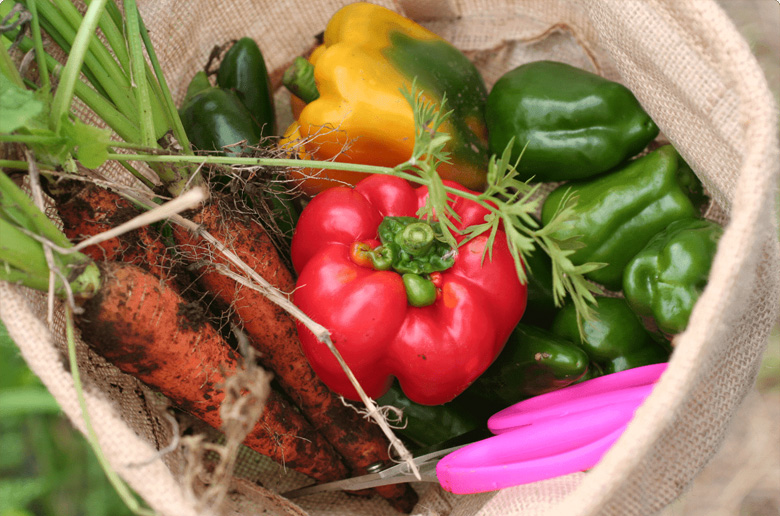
top-left (282, 446), bottom-right (463, 498)
top-left (282, 475), bottom-right (392, 499)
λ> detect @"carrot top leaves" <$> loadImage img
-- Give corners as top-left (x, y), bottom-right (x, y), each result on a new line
top-left (0, 169), bottom-right (102, 298)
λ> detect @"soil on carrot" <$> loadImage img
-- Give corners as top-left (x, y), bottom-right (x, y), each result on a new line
top-left (55, 182), bottom-right (184, 282)
top-left (177, 300), bottom-right (210, 332)
top-left (45, 133), bottom-right (414, 508)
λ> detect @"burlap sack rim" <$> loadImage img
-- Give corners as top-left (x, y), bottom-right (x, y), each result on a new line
top-left (535, 1), bottom-right (780, 514)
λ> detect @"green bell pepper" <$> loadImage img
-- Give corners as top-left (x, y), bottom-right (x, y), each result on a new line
top-left (216, 37), bottom-right (277, 139)
top-left (486, 60), bottom-right (659, 182)
top-left (551, 297), bottom-right (670, 375)
top-left (623, 217), bottom-right (723, 335)
top-left (462, 322), bottom-right (589, 415)
top-left (541, 145), bottom-right (706, 290)
top-left (377, 382), bottom-right (481, 449)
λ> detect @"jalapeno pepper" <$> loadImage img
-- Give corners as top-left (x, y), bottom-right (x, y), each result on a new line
top-left (551, 297), bottom-right (670, 375)
top-left (216, 37), bottom-right (276, 139)
top-left (179, 70), bottom-right (298, 238)
top-left (179, 71), bottom-right (260, 156)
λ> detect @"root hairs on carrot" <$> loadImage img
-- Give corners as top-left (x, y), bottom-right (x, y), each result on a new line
top-left (173, 199), bottom-right (419, 511)
top-left (77, 261), bottom-right (349, 483)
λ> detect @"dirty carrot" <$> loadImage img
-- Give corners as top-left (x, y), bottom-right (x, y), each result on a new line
top-left (1, 170), bottom-right (347, 483)
top-left (55, 184), bottom-right (175, 281)
top-left (173, 200), bottom-right (419, 512)
top-left (77, 261), bottom-right (349, 482)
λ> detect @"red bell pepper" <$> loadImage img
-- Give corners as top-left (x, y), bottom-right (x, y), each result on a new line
top-left (291, 175), bottom-right (527, 405)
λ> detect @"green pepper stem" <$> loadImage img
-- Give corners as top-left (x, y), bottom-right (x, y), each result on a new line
top-left (369, 246), bottom-right (394, 271)
top-left (282, 56), bottom-right (320, 104)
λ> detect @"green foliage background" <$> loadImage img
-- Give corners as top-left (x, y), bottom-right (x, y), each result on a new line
top-left (0, 321), bottom-right (133, 516)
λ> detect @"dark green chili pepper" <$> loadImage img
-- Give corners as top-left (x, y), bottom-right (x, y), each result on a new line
top-left (377, 382), bottom-right (481, 449)
top-left (462, 323), bottom-right (590, 414)
top-left (217, 37), bottom-right (277, 138)
top-left (521, 242), bottom-right (558, 329)
top-left (179, 72), bottom-right (298, 239)
top-left (179, 84), bottom-right (260, 156)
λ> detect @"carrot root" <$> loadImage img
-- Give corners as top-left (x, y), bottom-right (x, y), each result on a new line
top-left (56, 184), bottom-right (175, 281)
top-left (173, 200), bottom-right (419, 510)
top-left (78, 261), bottom-right (348, 482)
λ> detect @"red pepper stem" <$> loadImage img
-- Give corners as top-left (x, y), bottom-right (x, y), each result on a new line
top-left (349, 241), bottom-right (393, 270)
top-left (370, 246), bottom-right (394, 270)
top-left (402, 273), bottom-right (437, 307)
top-left (399, 221), bottom-right (435, 256)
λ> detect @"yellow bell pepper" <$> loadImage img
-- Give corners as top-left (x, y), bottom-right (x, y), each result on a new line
top-left (281, 2), bottom-right (490, 197)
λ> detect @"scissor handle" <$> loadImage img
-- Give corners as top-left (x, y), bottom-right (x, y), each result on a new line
top-left (437, 399), bottom-right (643, 494)
top-left (437, 423), bottom-right (626, 494)
top-left (436, 364), bottom-right (668, 494)
top-left (488, 363), bottom-right (667, 434)
top-left (488, 384), bottom-right (654, 434)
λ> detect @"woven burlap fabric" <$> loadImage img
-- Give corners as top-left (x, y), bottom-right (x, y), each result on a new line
top-left (2, 0), bottom-right (779, 515)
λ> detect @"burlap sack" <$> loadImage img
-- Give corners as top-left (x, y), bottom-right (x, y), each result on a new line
top-left (2, 0), bottom-right (778, 515)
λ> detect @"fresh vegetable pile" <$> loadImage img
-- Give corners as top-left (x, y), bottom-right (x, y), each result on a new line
top-left (0, 1), bottom-right (726, 514)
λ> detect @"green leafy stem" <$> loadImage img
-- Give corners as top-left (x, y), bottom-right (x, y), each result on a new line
top-left (1, 0), bottom-right (195, 193)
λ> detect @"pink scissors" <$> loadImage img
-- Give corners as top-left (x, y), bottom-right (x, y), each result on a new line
top-left (283, 363), bottom-right (667, 498)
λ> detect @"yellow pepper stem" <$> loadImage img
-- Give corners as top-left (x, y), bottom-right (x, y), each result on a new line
top-left (283, 56), bottom-right (319, 103)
